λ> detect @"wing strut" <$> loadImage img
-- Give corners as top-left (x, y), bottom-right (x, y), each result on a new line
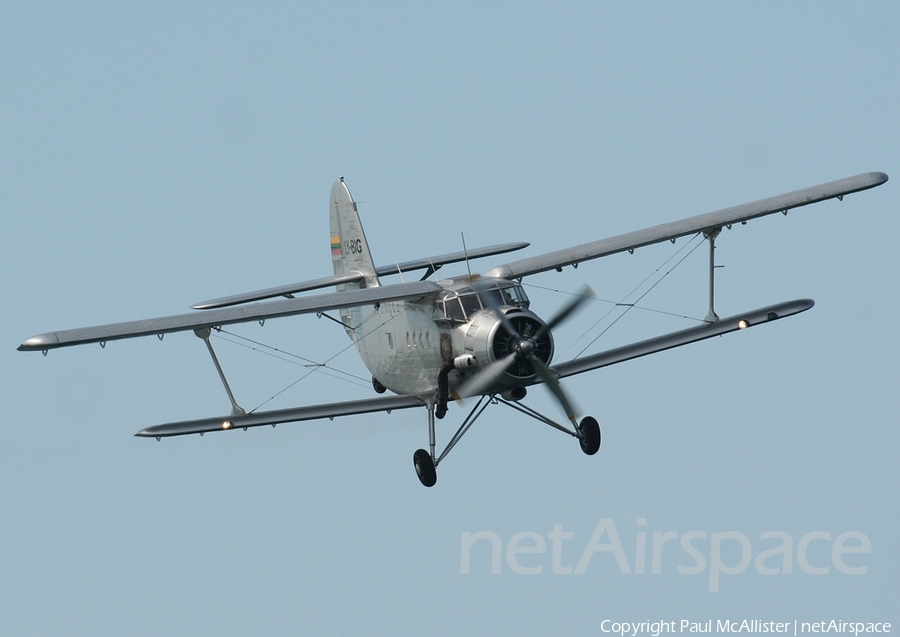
top-left (194, 327), bottom-right (246, 417)
top-left (704, 228), bottom-right (722, 323)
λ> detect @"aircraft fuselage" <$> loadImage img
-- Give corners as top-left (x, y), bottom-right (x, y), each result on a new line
top-left (342, 276), bottom-right (550, 398)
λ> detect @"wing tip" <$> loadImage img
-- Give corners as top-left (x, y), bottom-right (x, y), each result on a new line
top-left (18, 333), bottom-right (59, 352)
top-left (850, 171), bottom-right (889, 192)
top-left (859, 171), bottom-right (889, 187)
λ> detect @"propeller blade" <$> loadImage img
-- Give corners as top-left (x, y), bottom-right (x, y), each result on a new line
top-left (455, 352), bottom-right (517, 399)
top-left (534, 285), bottom-right (594, 341)
top-left (532, 357), bottom-right (579, 425)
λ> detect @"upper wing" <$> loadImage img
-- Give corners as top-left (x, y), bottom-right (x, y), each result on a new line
top-left (485, 172), bottom-right (888, 280)
top-left (374, 241), bottom-right (529, 279)
top-left (135, 393), bottom-right (426, 438)
top-left (190, 273), bottom-right (367, 310)
top-left (19, 280), bottom-right (442, 352)
top-left (192, 241), bottom-right (529, 310)
top-left (549, 298), bottom-right (814, 379)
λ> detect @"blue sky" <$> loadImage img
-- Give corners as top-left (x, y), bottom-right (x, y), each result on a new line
top-left (2, 3), bottom-right (898, 635)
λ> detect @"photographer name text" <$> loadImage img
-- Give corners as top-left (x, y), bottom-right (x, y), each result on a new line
top-left (599, 621), bottom-right (890, 636)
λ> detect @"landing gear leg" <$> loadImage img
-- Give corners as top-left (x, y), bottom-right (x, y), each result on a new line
top-left (435, 363), bottom-right (453, 419)
top-left (493, 397), bottom-right (601, 457)
top-left (576, 416), bottom-right (601, 455)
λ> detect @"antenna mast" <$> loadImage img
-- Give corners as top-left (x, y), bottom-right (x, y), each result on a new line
top-left (461, 232), bottom-right (473, 281)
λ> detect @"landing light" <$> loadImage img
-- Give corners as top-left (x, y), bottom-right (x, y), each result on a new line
top-left (738, 319), bottom-right (749, 329)
top-left (223, 421), bottom-right (233, 430)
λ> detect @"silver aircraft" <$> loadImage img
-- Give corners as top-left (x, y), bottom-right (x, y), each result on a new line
top-left (19, 172), bottom-right (888, 486)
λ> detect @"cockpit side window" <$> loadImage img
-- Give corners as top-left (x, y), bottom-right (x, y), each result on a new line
top-left (506, 284), bottom-right (530, 308)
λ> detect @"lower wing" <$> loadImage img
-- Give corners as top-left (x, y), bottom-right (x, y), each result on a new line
top-left (136, 394), bottom-right (425, 438)
top-left (550, 298), bottom-right (814, 378)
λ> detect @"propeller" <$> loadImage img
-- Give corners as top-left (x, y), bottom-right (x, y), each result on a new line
top-left (456, 285), bottom-right (594, 425)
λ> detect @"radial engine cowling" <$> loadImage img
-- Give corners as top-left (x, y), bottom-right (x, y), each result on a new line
top-left (460, 308), bottom-right (554, 387)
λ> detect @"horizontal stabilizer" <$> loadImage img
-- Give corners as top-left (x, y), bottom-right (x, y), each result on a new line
top-left (192, 242), bottom-right (529, 309)
top-left (487, 172), bottom-right (888, 280)
top-left (551, 298), bottom-right (815, 378)
top-left (19, 281), bottom-right (442, 352)
top-left (136, 394), bottom-right (425, 438)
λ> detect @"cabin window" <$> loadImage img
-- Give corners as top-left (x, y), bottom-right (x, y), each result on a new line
top-left (386, 332), bottom-right (394, 349)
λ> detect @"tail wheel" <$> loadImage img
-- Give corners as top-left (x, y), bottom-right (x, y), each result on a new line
top-left (413, 449), bottom-right (437, 487)
top-left (577, 416), bottom-right (601, 455)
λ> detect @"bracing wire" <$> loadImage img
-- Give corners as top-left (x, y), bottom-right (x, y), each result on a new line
top-left (526, 283), bottom-right (703, 322)
top-left (526, 233), bottom-right (707, 361)
top-left (213, 307), bottom-right (412, 413)
top-left (568, 234), bottom-right (707, 361)
top-left (215, 329), bottom-right (370, 385)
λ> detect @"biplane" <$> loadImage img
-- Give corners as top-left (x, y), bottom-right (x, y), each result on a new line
top-left (19, 172), bottom-right (888, 486)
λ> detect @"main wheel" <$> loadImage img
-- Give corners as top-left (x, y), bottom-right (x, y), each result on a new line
top-left (413, 449), bottom-right (437, 487)
top-left (577, 416), bottom-right (601, 455)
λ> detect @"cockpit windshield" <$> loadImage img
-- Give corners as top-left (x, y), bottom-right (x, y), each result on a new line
top-left (460, 294), bottom-right (482, 317)
top-left (477, 289), bottom-right (505, 309)
top-left (436, 281), bottom-right (530, 322)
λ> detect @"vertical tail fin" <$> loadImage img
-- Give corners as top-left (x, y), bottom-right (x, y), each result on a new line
top-left (329, 178), bottom-right (379, 289)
